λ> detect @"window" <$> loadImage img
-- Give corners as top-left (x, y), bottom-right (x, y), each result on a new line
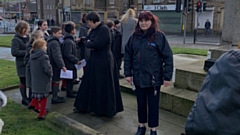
top-left (138, 0), bottom-right (142, 3)
top-left (85, 0), bottom-right (90, 6)
top-left (109, 0), bottom-right (114, 5)
top-left (168, 0), bottom-right (176, 3)
top-left (153, 0), bottom-right (160, 3)
top-left (71, 0), bottom-right (76, 6)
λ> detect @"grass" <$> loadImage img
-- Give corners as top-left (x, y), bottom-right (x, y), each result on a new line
top-left (0, 36), bottom-right (14, 47)
top-left (0, 59), bottom-right (19, 89)
top-left (171, 46), bottom-right (208, 56)
top-left (0, 99), bottom-right (59, 135)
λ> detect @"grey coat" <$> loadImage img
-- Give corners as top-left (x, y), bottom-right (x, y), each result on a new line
top-left (121, 17), bottom-right (137, 54)
top-left (11, 34), bottom-right (29, 77)
top-left (47, 36), bottom-right (65, 82)
top-left (30, 49), bottom-right (52, 94)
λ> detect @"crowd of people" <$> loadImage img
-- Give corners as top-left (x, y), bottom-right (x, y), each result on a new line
top-left (10, 7), bottom-right (173, 135)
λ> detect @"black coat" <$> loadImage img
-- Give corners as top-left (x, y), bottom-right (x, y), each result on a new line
top-left (61, 32), bottom-right (79, 79)
top-left (77, 23), bottom-right (90, 60)
top-left (185, 50), bottom-right (240, 135)
top-left (11, 34), bottom-right (29, 77)
top-left (47, 36), bottom-right (65, 82)
top-left (30, 49), bottom-right (52, 94)
top-left (74, 22), bottom-right (124, 117)
top-left (112, 28), bottom-right (123, 59)
top-left (124, 31), bottom-right (173, 88)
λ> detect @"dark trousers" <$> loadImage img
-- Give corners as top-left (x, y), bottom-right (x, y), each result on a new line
top-left (135, 85), bottom-right (160, 128)
top-left (19, 77), bottom-right (26, 85)
top-left (66, 79), bottom-right (73, 93)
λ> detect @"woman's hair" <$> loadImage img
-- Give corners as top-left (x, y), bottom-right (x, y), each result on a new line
top-left (134, 11), bottom-right (160, 40)
top-left (37, 19), bottom-right (47, 30)
top-left (120, 9), bottom-right (137, 24)
top-left (30, 39), bottom-right (47, 53)
top-left (30, 30), bottom-right (43, 43)
top-left (15, 21), bottom-right (29, 36)
top-left (85, 12), bottom-right (100, 23)
top-left (82, 13), bottom-right (87, 23)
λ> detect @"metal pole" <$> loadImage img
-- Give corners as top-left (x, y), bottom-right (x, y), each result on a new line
top-left (183, 0), bottom-right (187, 44)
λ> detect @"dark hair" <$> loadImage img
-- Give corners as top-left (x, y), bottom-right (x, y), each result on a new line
top-left (135, 11), bottom-right (160, 40)
top-left (51, 26), bottom-right (62, 34)
top-left (114, 20), bottom-right (120, 25)
top-left (85, 11), bottom-right (100, 23)
top-left (82, 13), bottom-right (87, 23)
top-left (64, 23), bottom-right (74, 33)
top-left (37, 19), bottom-right (47, 30)
top-left (106, 20), bottom-right (114, 28)
top-left (130, 5), bottom-right (135, 10)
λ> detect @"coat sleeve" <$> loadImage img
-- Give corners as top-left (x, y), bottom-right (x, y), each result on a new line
top-left (86, 26), bottom-right (110, 50)
top-left (24, 44), bottom-right (32, 65)
top-left (41, 55), bottom-right (53, 78)
top-left (158, 33), bottom-right (173, 81)
top-left (11, 38), bottom-right (26, 58)
top-left (62, 40), bottom-right (79, 64)
top-left (52, 42), bottom-right (65, 69)
top-left (78, 27), bottom-right (85, 38)
top-left (124, 36), bottom-right (134, 77)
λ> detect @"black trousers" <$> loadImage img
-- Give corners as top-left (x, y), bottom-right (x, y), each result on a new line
top-left (135, 85), bottom-right (160, 128)
top-left (115, 57), bottom-right (123, 73)
top-left (19, 77), bottom-right (26, 85)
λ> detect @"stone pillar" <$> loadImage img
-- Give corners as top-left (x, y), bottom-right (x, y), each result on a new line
top-left (222, 0), bottom-right (240, 45)
top-left (232, 0), bottom-right (240, 45)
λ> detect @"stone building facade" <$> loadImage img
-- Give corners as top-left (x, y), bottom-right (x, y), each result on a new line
top-left (36, 0), bottom-right (58, 24)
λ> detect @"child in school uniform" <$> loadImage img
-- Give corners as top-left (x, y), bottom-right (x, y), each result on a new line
top-left (29, 39), bottom-right (52, 120)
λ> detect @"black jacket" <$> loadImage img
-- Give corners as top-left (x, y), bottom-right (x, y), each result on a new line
top-left (47, 36), bottom-right (65, 81)
top-left (185, 50), bottom-right (240, 135)
top-left (78, 23), bottom-right (90, 60)
top-left (124, 31), bottom-right (173, 88)
top-left (112, 28), bottom-right (122, 59)
top-left (61, 32), bottom-right (79, 79)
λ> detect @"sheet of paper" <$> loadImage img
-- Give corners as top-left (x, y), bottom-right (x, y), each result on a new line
top-left (75, 59), bottom-right (87, 71)
top-left (132, 82), bottom-right (135, 91)
top-left (60, 69), bottom-right (73, 79)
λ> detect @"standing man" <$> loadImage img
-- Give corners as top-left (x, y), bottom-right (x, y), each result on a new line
top-left (205, 19), bottom-right (211, 35)
top-left (61, 22), bottom-right (81, 98)
top-left (47, 26), bottom-right (66, 104)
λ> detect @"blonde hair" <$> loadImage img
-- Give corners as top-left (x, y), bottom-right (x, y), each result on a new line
top-left (120, 9), bottom-right (137, 24)
top-left (30, 30), bottom-right (43, 43)
top-left (66, 21), bottom-right (76, 27)
top-left (30, 39), bottom-right (47, 53)
top-left (15, 21), bottom-right (29, 36)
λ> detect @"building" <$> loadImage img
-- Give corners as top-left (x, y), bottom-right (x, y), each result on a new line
top-left (36, 0), bottom-right (58, 25)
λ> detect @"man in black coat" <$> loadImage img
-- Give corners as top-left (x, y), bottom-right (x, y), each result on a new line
top-left (47, 26), bottom-right (66, 104)
top-left (205, 19), bottom-right (211, 35)
top-left (61, 22), bottom-right (81, 98)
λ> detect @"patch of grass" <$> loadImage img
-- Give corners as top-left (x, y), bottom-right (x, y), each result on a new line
top-left (0, 59), bottom-right (19, 89)
top-left (0, 99), bottom-right (59, 135)
top-left (0, 36), bottom-right (14, 47)
top-left (171, 47), bottom-right (208, 56)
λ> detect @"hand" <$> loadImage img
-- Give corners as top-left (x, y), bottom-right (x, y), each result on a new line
top-left (76, 38), bottom-right (81, 42)
top-left (77, 61), bottom-right (81, 65)
top-left (62, 67), bottom-right (67, 72)
top-left (87, 39), bottom-right (90, 42)
top-left (125, 77), bottom-right (133, 84)
top-left (164, 80), bottom-right (171, 87)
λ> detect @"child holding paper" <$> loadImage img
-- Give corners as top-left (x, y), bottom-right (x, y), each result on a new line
top-left (29, 39), bottom-right (52, 120)
top-left (47, 26), bottom-right (66, 104)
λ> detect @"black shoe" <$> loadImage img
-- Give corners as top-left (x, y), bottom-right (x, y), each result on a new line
top-left (37, 116), bottom-right (45, 120)
top-left (21, 99), bottom-right (30, 106)
top-left (119, 75), bottom-right (125, 79)
top-left (66, 93), bottom-right (77, 98)
top-left (34, 109), bottom-right (49, 113)
top-left (49, 91), bottom-right (52, 94)
top-left (135, 126), bottom-right (146, 135)
top-left (51, 97), bottom-right (66, 104)
top-left (150, 130), bottom-right (157, 135)
top-left (73, 80), bottom-right (80, 84)
top-left (73, 108), bottom-right (86, 113)
top-left (27, 105), bottom-right (35, 110)
top-left (61, 87), bottom-right (66, 91)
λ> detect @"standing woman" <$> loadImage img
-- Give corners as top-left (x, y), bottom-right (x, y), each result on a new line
top-left (37, 19), bottom-right (50, 41)
top-left (11, 21), bottom-right (30, 106)
top-left (74, 11), bottom-right (123, 117)
top-left (120, 8), bottom-right (138, 54)
top-left (124, 11), bottom-right (173, 135)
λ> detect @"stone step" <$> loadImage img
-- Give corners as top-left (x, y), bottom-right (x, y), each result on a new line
top-left (119, 79), bottom-right (198, 117)
top-left (174, 60), bottom-right (207, 92)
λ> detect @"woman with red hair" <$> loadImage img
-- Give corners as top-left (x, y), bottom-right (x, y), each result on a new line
top-left (124, 11), bottom-right (173, 135)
